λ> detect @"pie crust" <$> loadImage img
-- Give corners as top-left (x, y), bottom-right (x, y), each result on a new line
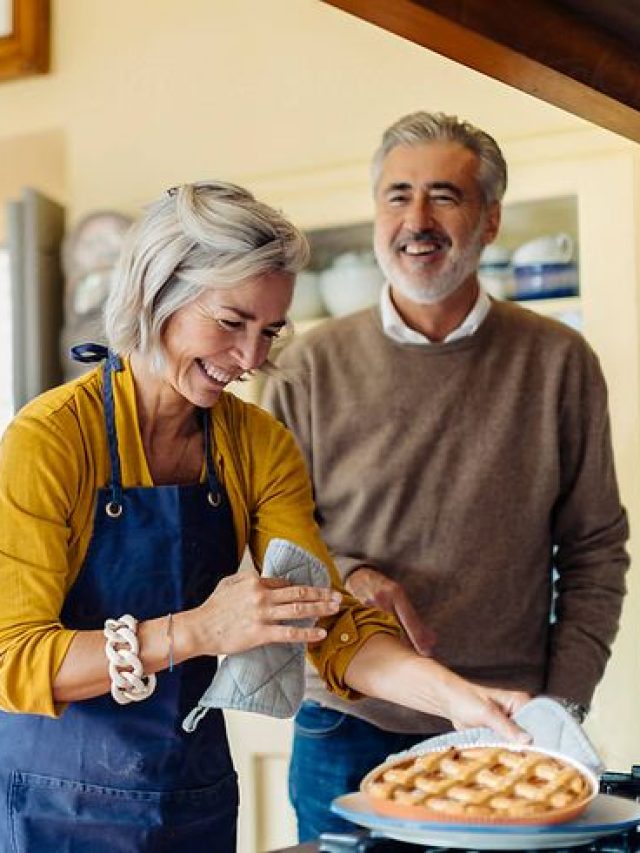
top-left (361, 744), bottom-right (597, 825)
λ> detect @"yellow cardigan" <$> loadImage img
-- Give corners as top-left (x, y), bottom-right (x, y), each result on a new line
top-left (0, 361), bottom-right (399, 716)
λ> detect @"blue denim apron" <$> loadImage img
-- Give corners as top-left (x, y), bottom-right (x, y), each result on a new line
top-left (0, 348), bottom-right (240, 852)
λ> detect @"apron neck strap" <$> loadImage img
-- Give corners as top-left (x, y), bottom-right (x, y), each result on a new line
top-left (202, 408), bottom-right (223, 506)
top-left (102, 357), bottom-right (124, 510)
top-left (70, 344), bottom-right (124, 509)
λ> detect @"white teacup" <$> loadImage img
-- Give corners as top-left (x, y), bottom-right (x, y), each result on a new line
top-left (289, 271), bottom-right (326, 321)
top-left (320, 259), bottom-right (384, 317)
top-left (512, 233), bottom-right (574, 267)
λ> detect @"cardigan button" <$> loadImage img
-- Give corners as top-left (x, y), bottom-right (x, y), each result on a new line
top-left (340, 633), bottom-right (350, 643)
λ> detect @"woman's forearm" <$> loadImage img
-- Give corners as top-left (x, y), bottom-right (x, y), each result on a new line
top-left (344, 633), bottom-right (530, 741)
top-left (52, 571), bottom-right (338, 703)
top-left (344, 633), bottom-right (457, 719)
top-left (53, 611), bottom-right (197, 702)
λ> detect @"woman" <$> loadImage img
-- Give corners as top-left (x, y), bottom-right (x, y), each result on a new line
top-left (0, 181), bottom-right (528, 850)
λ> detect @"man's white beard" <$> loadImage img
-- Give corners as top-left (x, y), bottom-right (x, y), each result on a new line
top-left (375, 224), bottom-right (487, 306)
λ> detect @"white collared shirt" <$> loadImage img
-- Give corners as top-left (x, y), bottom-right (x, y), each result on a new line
top-left (380, 281), bottom-right (492, 345)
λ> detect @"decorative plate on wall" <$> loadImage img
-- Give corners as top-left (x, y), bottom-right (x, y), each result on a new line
top-left (61, 210), bottom-right (134, 379)
top-left (62, 210), bottom-right (133, 282)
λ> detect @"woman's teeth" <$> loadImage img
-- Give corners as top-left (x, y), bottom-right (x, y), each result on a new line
top-left (197, 359), bottom-right (235, 384)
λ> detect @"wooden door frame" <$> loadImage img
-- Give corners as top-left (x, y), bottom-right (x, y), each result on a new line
top-left (321, 0), bottom-right (640, 143)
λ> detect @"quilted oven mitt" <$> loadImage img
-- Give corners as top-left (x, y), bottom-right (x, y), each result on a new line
top-left (400, 696), bottom-right (605, 774)
top-left (183, 538), bottom-right (330, 731)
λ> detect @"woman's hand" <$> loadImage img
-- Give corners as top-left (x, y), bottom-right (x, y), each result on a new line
top-left (446, 682), bottom-right (531, 742)
top-left (182, 571), bottom-right (342, 657)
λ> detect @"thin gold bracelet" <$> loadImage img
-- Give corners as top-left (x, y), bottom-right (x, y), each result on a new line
top-left (167, 612), bottom-right (175, 673)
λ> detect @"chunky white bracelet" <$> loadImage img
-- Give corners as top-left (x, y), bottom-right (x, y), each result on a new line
top-left (104, 614), bottom-right (157, 705)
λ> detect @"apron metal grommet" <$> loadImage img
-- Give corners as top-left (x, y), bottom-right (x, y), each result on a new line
top-left (207, 491), bottom-right (221, 507)
top-left (105, 501), bottom-right (123, 518)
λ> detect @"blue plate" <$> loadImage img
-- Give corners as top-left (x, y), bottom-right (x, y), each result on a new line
top-left (512, 286), bottom-right (579, 301)
top-left (331, 793), bottom-right (640, 850)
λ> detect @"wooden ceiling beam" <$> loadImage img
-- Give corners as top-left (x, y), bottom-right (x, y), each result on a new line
top-left (322, 0), bottom-right (640, 143)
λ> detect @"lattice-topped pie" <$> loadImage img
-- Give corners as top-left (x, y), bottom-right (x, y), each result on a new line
top-left (361, 745), bottom-right (596, 825)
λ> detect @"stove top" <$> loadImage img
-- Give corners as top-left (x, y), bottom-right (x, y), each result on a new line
top-left (314, 766), bottom-right (640, 853)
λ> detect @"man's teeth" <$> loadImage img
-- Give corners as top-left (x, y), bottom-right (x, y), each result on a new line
top-left (199, 360), bottom-right (235, 384)
top-left (404, 242), bottom-right (441, 256)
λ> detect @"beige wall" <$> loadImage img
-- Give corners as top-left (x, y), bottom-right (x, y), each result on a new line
top-left (0, 129), bottom-right (66, 238)
top-left (0, 0), bottom-right (588, 230)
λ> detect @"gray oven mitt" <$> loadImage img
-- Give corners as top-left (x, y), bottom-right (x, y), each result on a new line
top-left (183, 538), bottom-right (330, 731)
top-left (399, 696), bottom-right (604, 774)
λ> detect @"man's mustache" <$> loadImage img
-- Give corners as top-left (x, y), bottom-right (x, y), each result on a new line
top-left (393, 229), bottom-right (451, 252)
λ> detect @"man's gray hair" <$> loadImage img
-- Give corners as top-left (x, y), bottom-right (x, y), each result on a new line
top-left (371, 111), bottom-right (507, 205)
top-left (105, 180), bottom-right (309, 368)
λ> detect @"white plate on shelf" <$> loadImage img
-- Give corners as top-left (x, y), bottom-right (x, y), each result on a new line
top-left (331, 793), bottom-right (640, 850)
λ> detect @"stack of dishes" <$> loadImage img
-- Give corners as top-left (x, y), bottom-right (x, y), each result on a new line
top-left (478, 245), bottom-right (514, 300)
top-left (511, 234), bottom-right (578, 300)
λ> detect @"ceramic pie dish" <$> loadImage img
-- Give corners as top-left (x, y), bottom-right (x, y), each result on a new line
top-left (361, 743), bottom-right (598, 826)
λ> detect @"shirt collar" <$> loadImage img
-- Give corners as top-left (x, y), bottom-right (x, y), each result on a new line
top-left (380, 281), bottom-right (491, 345)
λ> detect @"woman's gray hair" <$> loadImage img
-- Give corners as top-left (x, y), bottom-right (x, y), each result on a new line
top-left (104, 180), bottom-right (309, 367)
top-left (371, 111), bottom-right (507, 205)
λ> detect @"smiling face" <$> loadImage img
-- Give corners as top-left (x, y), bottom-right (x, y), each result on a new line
top-left (158, 271), bottom-right (293, 409)
top-left (373, 141), bottom-right (500, 306)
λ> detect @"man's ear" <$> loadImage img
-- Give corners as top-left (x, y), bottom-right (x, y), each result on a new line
top-left (483, 201), bottom-right (502, 245)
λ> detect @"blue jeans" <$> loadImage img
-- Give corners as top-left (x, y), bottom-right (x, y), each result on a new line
top-left (289, 701), bottom-right (437, 842)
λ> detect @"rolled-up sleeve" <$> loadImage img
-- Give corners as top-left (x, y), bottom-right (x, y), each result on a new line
top-left (307, 599), bottom-right (400, 699)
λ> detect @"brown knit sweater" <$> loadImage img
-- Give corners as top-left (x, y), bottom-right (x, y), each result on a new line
top-left (262, 300), bottom-right (629, 733)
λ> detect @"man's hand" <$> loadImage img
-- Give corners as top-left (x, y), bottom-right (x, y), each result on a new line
top-left (346, 565), bottom-right (436, 656)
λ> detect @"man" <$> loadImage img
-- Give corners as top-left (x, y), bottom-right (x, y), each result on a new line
top-left (262, 112), bottom-right (629, 841)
